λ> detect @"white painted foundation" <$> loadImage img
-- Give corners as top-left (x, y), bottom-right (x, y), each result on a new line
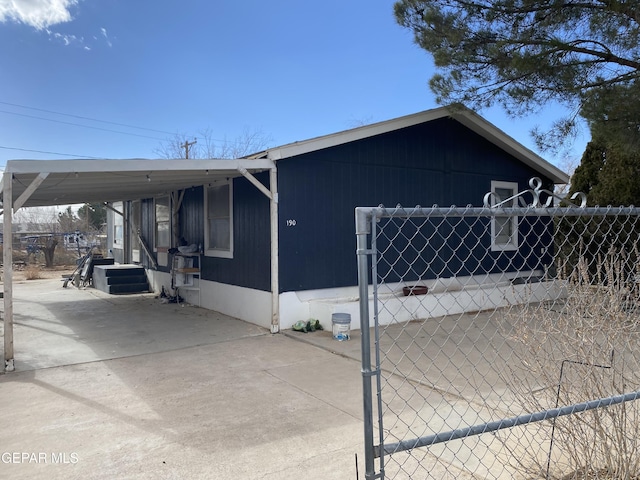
top-left (278, 271), bottom-right (567, 332)
top-left (146, 270), bottom-right (273, 329)
top-left (146, 269), bottom-right (566, 333)
top-left (199, 281), bottom-right (272, 329)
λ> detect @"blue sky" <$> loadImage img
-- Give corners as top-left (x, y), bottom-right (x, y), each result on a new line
top-left (0, 0), bottom-right (587, 170)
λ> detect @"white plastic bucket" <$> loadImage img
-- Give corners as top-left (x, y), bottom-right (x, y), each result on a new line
top-left (332, 313), bottom-right (351, 341)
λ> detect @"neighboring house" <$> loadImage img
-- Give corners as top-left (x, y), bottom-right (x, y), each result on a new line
top-left (106, 106), bottom-right (569, 331)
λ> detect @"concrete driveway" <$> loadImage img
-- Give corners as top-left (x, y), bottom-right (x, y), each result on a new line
top-left (0, 278), bottom-right (367, 479)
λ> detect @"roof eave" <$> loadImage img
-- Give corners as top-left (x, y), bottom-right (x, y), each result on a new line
top-left (263, 106), bottom-right (570, 184)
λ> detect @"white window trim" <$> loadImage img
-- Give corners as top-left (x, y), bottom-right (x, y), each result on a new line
top-left (113, 201), bottom-right (124, 248)
top-left (204, 181), bottom-right (234, 259)
top-left (490, 180), bottom-right (519, 252)
top-left (131, 200), bottom-right (141, 263)
top-left (154, 195), bottom-right (171, 251)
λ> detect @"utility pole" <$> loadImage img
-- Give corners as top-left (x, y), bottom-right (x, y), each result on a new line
top-left (181, 138), bottom-right (197, 159)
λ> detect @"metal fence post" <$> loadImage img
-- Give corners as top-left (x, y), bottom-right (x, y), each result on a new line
top-left (356, 207), bottom-right (376, 479)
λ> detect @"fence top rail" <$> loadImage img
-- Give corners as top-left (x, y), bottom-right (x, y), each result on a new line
top-left (356, 205), bottom-right (640, 221)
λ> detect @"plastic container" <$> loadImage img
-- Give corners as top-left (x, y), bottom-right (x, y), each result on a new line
top-left (332, 313), bottom-right (351, 341)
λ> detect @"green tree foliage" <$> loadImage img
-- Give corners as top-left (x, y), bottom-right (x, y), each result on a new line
top-left (581, 82), bottom-right (640, 153)
top-left (394, 0), bottom-right (640, 148)
top-left (77, 203), bottom-right (107, 231)
top-left (561, 142), bottom-right (640, 285)
top-left (570, 141), bottom-right (640, 206)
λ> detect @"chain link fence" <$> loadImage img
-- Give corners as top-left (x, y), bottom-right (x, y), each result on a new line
top-left (356, 180), bottom-right (640, 479)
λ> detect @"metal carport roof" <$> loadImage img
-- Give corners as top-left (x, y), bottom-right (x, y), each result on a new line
top-left (1, 157), bottom-right (278, 372)
top-left (2, 158), bottom-right (275, 207)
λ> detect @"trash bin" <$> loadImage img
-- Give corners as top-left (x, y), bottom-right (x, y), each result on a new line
top-left (332, 313), bottom-right (351, 341)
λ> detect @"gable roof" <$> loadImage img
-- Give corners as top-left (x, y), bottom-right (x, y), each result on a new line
top-left (248, 106), bottom-right (570, 184)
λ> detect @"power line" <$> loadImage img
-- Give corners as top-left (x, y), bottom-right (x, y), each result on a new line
top-left (0, 100), bottom-right (254, 146)
top-left (0, 100), bottom-right (177, 136)
top-left (0, 109), bottom-right (166, 141)
top-left (0, 145), bottom-right (103, 159)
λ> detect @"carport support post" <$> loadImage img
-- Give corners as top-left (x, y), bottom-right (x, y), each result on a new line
top-left (269, 167), bottom-right (279, 334)
top-left (238, 165), bottom-right (280, 333)
top-left (3, 172), bottom-right (14, 372)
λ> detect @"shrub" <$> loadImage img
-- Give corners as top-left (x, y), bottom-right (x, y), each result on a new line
top-left (24, 265), bottom-right (42, 280)
top-left (500, 249), bottom-right (640, 479)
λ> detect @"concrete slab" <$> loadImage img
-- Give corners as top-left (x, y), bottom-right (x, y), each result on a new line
top-left (0, 335), bottom-right (366, 479)
top-left (282, 312), bottom-right (516, 403)
top-left (0, 278), bottom-right (369, 479)
top-left (2, 278), bottom-right (266, 371)
top-left (0, 277), bottom-right (517, 479)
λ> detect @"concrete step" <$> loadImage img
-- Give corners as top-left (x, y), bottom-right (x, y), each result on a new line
top-left (93, 264), bottom-right (149, 295)
top-left (100, 275), bottom-right (148, 286)
top-left (96, 265), bottom-right (146, 277)
top-left (102, 283), bottom-right (150, 294)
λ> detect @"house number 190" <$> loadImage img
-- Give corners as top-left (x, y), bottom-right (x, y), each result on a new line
top-left (286, 219), bottom-right (297, 227)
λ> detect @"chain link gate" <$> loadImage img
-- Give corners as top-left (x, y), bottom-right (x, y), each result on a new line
top-left (356, 179), bottom-right (640, 479)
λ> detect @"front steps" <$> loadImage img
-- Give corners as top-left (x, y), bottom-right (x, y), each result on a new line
top-left (93, 264), bottom-right (150, 294)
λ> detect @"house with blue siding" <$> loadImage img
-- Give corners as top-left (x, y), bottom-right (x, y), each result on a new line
top-left (105, 106), bottom-right (569, 331)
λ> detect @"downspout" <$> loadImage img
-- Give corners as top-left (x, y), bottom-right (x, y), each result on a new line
top-left (3, 172), bottom-right (13, 371)
top-left (237, 165), bottom-right (279, 333)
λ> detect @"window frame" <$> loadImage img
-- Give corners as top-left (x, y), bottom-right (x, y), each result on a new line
top-left (154, 195), bottom-right (171, 251)
top-left (490, 180), bottom-right (519, 252)
top-left (130, 200), bottom-right (141, 263)
top-left (112, 201), bottom-right (124, 248)
top-left (204, 181), bottom-right (234, 259)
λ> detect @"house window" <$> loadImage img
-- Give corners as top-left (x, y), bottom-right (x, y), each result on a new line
top-left (205, 182), bottom-right (233, 258)
top-left (113, 202), bottom-right (124, 247)
top-left (131, 200), bottom-right (141, 263)
top-left (155, 196), bottom-right (171, 250)
top-left (491, 181), bottom-right (518, 251)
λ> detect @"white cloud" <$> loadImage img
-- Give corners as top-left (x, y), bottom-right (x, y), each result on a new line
top-left (53, 31), bottom-right (73, 44)
top-left (100, 26), bottom-right (111, 47)
top-left (47, 28), bottom-right (84, 46)
top-left (0, 0), bottom-right (79, 30)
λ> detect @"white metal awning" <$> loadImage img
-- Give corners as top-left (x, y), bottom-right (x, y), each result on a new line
top-left (1, 157), bottom-right (279, 372)
top-left (2, 158), bottom-right (275, 208)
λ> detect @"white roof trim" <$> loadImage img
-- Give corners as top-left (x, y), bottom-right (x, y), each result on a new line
top-left (2, 158), bottom-right (275, 208)
top-left (5, 158), bottom-right (274, 174)
top-left (264, 106), bottom-right (569, 184)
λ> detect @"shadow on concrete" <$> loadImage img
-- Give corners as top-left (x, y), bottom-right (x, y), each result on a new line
top-left (0, 279), bottom-right (367, 479)
top-left (4, 278), bottom-right (267, 371)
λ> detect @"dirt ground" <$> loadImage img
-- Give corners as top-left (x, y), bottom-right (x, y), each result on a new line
top-left (11, 264), bottom-right (76, 282)
top-left (4, 245), bottom-right (95, 283)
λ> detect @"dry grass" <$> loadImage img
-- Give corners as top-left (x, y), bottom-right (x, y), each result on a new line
top-left (500, 249), bottom-right (640, 479)
top-left (24, 264), bottom-right (43, 280)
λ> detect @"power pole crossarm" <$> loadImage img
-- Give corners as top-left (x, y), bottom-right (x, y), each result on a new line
top-left (181, 139), bottom-right (197, 159)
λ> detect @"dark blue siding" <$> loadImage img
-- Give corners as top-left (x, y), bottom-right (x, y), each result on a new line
top-left (278, 118), bottom-right (554, 292)
top-left (373, 214), bottom-right (554, 285)
top-left (139, 198), bottom-right (157, 270)
top-left (137, 174), bottom-right (271, 291)
top-left (200, 174), bottom-right (271, 290)
top-left (178, 186), bottom-right (204, 246)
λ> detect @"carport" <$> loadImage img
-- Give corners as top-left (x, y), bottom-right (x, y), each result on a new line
top-left (1, 158), bottom-right (278, 372)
